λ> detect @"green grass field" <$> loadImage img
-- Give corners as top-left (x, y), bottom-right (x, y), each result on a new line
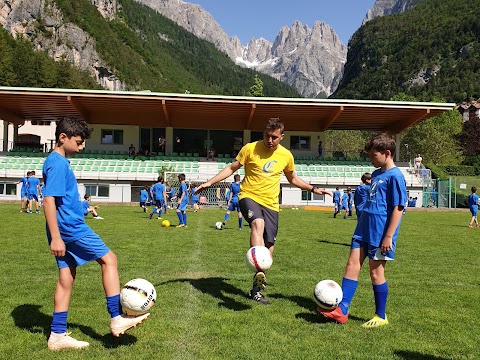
top-left (1, 204), bottom-right (478, 359)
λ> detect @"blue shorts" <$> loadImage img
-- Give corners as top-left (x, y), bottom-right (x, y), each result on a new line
top-left (177, 201), bottom-right (188, 212)
top-left (227, 201), bottom-right (240, 212)
top-left (192, 199), bottom-right (199, 205)
top-left (351, 237), bottom-right (395, 260)
top-left (140, 201), bottom-right (146, 207)
top-left (53, 233), bottom-right (110, 269)
top-left (27, 194), bottom-right (38, 201)
top-left (470, 206), bottom-right (478, 217)
top-left (155, 200), bottom-right (164, 208)
top-left (21, 190), bottom-right (26, 198)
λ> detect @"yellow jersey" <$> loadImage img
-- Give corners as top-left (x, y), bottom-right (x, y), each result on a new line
top-left (236, 141), bottom-right (294, 211)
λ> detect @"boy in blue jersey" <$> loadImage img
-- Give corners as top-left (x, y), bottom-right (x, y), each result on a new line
top-left (149, 177), bottom-right (166, 220)
top-left (26, 170), bottom-right (41, 214)
top-left (140, 186), bottom-right (149, 212)
top-left (42, 118), bottom-right (148, 350)
top-left (168, 185), bottom-right (176, 209)
top-left (222, 174), bottom-right (243, 230)
top-left (340, 189), bottom-right (350, 219)
top-left (190, 184), bottom-right (200, 212)
top-left (15, 173), bottom-right (30, 212)
top-left (163, 180), bottom-right (169, 214)
top-left (82, 194), bottom-right (103, 219)
top-left (467, 186), bottom-right (479, 228)
top-left (354, 172), bottom-right (371, 220)
top-left (318, 133), bottom-right (407, 328)
top-left (333, 187), bottom-right (341, 218)
top-left (176, 173), bottom-right (189, 227)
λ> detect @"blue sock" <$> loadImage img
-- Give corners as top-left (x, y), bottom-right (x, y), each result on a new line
top-left (177, 211), bottom-right (183, 224)
top-left (163, 205), bottom-right (167, 212)
top-left (158, 208), bottom-right (163, 217)
top-left (373, 282), bottom-right (388, 319)
top-left (51, 311), bottom-right (68, 334)
top-left (106, 294), bottom-right (122, 318)
top-left (339, 277), bottom-right (358, 315)
top-left (224, 213), bottom-right (230, 222)
top-left (239, 217), bottom-right (243, 228)
top-left (182, 212), bottom-right (187, 225)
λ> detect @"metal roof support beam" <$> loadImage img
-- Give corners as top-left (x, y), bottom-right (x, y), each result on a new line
top-left (162, 100), bottom-right (171, 127)
top-left (0, 106), bottom-right (24, 125)
top-left (245, 104), bottom-right (256, 129)
top-left (386, 109), bottom-right (430, 133)
top-left (67, 96), bottom-right (90, 121)
top-left (320, 106), bottom-right (344, 132)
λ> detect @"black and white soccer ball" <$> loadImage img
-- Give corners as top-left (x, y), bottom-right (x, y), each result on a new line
top-left (313, 280), bottom-right (343, 310)
top-left (120, 278), bottom-right (156, 315)
top-left (215, 221), bottom-right (224, 230)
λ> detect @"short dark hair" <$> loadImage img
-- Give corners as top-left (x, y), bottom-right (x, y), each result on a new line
top-left (157, 176), bottom-right (164, 183)
top-left (84, 194), bottom-right (90, 200)
top-left (55, 117), bottom-right (92, 142)
top-left (178, 173), bottom-right (186, 181)
top-left (361, 172), bottom-right (372, 183)
top-left (365, 133), bottom-right (396, 154)
top-left (472, 186), bottom-right (477, 193)
top-left (234, 174), bottom-right (240, 181)
top-left (265, 118), bottom-right (284, 133)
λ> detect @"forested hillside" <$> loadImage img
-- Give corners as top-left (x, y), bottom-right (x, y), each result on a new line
top-left (47, 0), bottom-right (299, 97)
top-left (0, 27), bottom-right (100, 89)
top-left (334, 0), bottom-right (480, 102)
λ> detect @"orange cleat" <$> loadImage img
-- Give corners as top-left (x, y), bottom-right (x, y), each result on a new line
top-left (316, 306), bottom-right (348, 324)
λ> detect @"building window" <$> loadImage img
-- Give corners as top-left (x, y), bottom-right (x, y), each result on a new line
top-left (85, 184), bottom-right (109, 198)
top-left (290, 136), bottom-right (310, 150)
top-left (30, 120), bottom-right (52, 126)
top-left (301, 190), bottom-right (325, 201)
top-left (101, 130), bottom-right (123, 145)
top-left (0, 183), bottom-right (17, 195)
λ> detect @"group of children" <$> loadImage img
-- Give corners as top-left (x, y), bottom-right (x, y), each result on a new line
top-left (333, 173), bottom-right (373, 220)
top-left (16, 170), bottom-right (42, 213)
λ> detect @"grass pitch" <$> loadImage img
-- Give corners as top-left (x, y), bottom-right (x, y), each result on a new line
top-left (0, 204), bottom-right (478, 359)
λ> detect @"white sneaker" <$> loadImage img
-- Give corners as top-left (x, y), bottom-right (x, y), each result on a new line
top-left (110, 313), bottom-right (150, 337)
top-left (94, 216), bottom-right (104, 220)
top-left (47, 332), bottom-right (89, 350)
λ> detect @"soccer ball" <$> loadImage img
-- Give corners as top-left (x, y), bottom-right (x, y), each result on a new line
top-left (245, 246), bottom-right (273, 272)
top-left (215, 221), bottom-right (223, 230)
top-left (120, 278), bottom-right (157, 315)
top-left (161, 219), bottom-right (170, 227)
top-left (313, 280), bottom-right (343, 310)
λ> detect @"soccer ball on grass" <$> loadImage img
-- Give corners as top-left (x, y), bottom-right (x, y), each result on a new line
top-left (245, 246), bottom-right (273, 272)
top-left (313, 279), bottom-right (343, 310)
top-left (161, 219), bottom-right (170, 227)
top-left (120, 278), bottom-right (157, 315)
top-left (215, 221), bottom-right (223, 230)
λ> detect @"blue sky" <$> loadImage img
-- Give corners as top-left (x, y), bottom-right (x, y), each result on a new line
top-left (185, 1), bottom-right (376, 45)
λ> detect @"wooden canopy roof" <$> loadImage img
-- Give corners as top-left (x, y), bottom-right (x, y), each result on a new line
top-left (0, 87), bottom-right (455, 133)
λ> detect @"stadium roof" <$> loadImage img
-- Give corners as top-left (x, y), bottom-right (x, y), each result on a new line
top-left (0, 87), bottom-right (455, 133)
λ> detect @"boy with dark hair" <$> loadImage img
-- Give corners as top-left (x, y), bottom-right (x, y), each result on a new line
top-left (467, 186), bottom-right (479, 228)
top-left (195, 118), bottom-right (332, 305)
top-left (26, 170), bottom-right (41, 214)
top-left (222, 174), bottom-right (243, 230)
top-left (15, 172), bottom-right (30, 212)
top-left (354, 172), bottom-right (371, 219)
top-left (82, 194), bottom-right (103, 219)
top-left (42, 117), bottom-right (148, 350)
top-left (333, 186), bottom-right (341, 218)
top-left (176, 173), bottom-right (189, 227)
top-left (140, 186), bottom-right (149, 212)
top-left (317, 133), bottom-right (407, 328)
top-left (149, 177), bottom-right (166, 220)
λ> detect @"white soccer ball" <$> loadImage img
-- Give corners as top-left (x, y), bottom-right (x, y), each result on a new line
top-left (120, 278), bottom-right (157, 315)
top-left (245, 246), bottom-right (273, 272)
top-left (313, 280), bottom-right (343, 310)
top-left (215, 221), bottom-right (223, 230)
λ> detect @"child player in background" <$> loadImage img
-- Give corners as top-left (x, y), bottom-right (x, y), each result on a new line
top-left (175, 173), bottom-right (189, 227)
top-left (222, 174), bottom-right (243, 230)
top-left (467, 186), bottom-right (479, 228)
top-left (140, 186), bottom-right (149, 213)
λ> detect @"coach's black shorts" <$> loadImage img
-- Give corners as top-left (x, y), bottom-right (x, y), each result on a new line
top-left (239, 198), bottom-right (279, 244)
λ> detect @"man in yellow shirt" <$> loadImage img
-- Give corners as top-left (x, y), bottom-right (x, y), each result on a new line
top-left (195, 118), bottom-right (332, 304)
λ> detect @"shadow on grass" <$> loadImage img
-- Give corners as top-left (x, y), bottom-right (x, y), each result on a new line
top-left (317, 239), bottom-right (350, 247)
top-left (160, 277), bottom-right (250, 311)
top-left (394, 350), bottom-right (452, 360)
top-left (11, 304), bottom-right (137, 348)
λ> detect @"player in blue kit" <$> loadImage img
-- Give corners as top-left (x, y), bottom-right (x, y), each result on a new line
top-left (467, 186), bottom-right (479, 228)
top-left (176, 173), bottom-right (189, 227)
top-left (15, 173), bottom-right (30, 212)
top-left (190, 184), bottom-right (200, 212)
top-left (318, 133), bottom-right (407, 328)
top-left (333, 186), bottom-right (341, 218)
top-left (140, 186), bottom-right (149, 212)
top-left (26, 170), bottom-right (41, 214)
top-left (149, 177), bottom-right (166, 220)
top-left (222, 174), bottom-right (243, 230)
top-left (354, 172), bottom-right (371, 220)
top-left (42, 118), bottom-right (148, 350)
top-left (82, 194), bottom-right (103, 219)
top-left (340, 189), bottom-right (350, 219)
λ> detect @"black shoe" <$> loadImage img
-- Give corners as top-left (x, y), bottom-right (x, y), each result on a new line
top-left (149, 212), bottom-right (153, 219)
top-left (248, 290), bottom-right (270, 305)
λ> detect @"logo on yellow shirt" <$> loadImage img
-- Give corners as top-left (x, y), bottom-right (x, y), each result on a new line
top-left (262, 160), bottom-right (278, 173)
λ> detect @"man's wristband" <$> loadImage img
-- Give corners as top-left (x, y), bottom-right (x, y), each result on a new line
top-left (310, 186), bottom-right (318, 193)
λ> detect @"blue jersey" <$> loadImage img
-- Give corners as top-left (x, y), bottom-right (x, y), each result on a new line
top-left (191, 187), bottom-right (199, 202)
top-left (354, 184), bottom-right (369, 214)
top-left (169, 187), bottom-right (175, 199)
top-left (140, 189), bottom-right (149, 202)
top-left (27, 176), bottom-right (40, 196)
top-left (82, 200), bottom-right (90, 215)
top-left (153, 183), bottom-right (166, 201)
top-left (229, 182), bottom-right (241, 202)
top-left (341, 193), bottom-right (348, 208)
top-left (43, 152), bottom-right (94, 243)
top-left (467, 193), bottom-right (478, 206)
top-left (333, 190), bottom-right (341, 203)
top-left (178, 182), bottom-right (188, 204)
top-left (19, 177), bottom-right (28, 196)
top-left (355, 167), bottom-right (407, 247)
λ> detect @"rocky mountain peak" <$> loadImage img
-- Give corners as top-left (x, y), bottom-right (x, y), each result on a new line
top-left (363, 0), bottom-right (420, 24)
